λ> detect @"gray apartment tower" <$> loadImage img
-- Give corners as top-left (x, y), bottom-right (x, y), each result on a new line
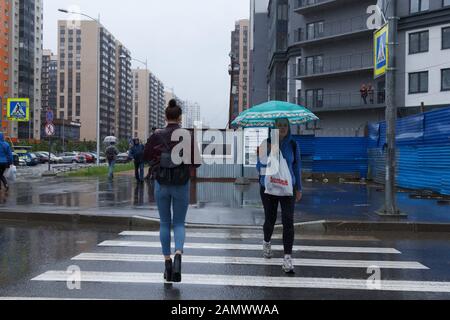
top-left (8, 0), bottom-right (43, 140)
top-left (41, 50), bottom-right (58, 124)
top-left (249, 0), bottom-right (270, 107)
top-left (252, 0), bottom-right (450, 136)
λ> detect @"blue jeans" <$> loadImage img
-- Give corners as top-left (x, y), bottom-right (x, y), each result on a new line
top-left (135, 161), bottom-right (144, 181)
top-left (108, 160), bottom-right (116, 179)
top-left (155, 181), bottom-right (190, 256)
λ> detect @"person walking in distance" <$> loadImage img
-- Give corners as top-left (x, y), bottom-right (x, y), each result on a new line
top-left (0, 132), bottom-right (13, 192)
top-left (257, 119), bottom-right (302, 274)
top-left (129, 138), bottom-right (145, 183)
top-left (105, 141), bottom-right (119, 180)
top-left (143, 99), bottom-right (201, 283)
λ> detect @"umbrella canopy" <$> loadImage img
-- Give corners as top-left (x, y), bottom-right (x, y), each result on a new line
top-left (103, 136), bottom-right (117, 144)
top-left (231, 101), bottom-right (319, 128)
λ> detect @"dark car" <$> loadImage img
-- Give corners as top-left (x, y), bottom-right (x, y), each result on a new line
top-left (22, 153), bottom-right (40, 166)
top-left (12, 152), bottom-right (19, 166)
top-left (34, 152), bottom-right (50, 164)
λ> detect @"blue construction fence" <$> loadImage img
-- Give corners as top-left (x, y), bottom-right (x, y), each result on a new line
top-left (368, 107), bottom-right (450, 195)
top-left (293, 135), bottom-right (369, 178)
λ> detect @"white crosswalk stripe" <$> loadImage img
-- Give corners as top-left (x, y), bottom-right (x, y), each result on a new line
top-left (72, 253), bottom-right (428, 270)
top-left (119, 231), bottom-right (379, 242)
top-left (98, 240), bottom-right (401, 254)
top-left (32, 271), bottom-right (450, 293)
top-left (28, 229), bottom-right (450, 296)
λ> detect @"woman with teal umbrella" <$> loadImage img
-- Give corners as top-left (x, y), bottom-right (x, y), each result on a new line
top-left (233, 101), bottom-right (318, 274)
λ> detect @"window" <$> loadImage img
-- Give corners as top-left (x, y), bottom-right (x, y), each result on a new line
top-left (306, 21), bottom-right (324, 40)
top-left (305, 55), bottom-right (323, 74)
top-left (409, 72), bottom-right (428, 94)
top-left (443, 27), bottom-right (450, 49)
top-left (444, 0), bottom-right (450, 7)
top-left (409, 31), bottom-right (429, 54)
top-left (305, 89), bottom-right (324, 108)
top-left (442, 69), bottom-right (450, 91)
top-left (410, 0), bottom-right (429, 14)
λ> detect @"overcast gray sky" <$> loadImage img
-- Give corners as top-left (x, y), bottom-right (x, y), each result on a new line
top-left (44, 0), bottom-right (250, 128)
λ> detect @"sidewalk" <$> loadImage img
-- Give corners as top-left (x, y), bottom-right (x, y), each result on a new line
top-left (0, 174), bottom-right (449, 231)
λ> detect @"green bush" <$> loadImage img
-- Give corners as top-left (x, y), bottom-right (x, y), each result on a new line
top-left (65, 163), bottom-right (135, 177)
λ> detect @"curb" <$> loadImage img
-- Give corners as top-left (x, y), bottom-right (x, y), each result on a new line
top-left (0, 211), bottom-right (160, 230)
top-left (1, 210), bottom-right (449, 234)
top-left (293, 220), bottom-right (450, 233)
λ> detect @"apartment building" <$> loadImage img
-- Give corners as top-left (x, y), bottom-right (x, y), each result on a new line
top-left (115, 43), bottom-right (133, 140)
top-left (249, 0), bottom-right (270, 107)
top-left (396, 0), bottom-right (450, 114)
top-left (149, 73), bottom-right (165, 130)
top-left (0, 0), bottom-right (10, 135)
top-left (7, 0), bottom-right (43, 140)
top-left (182, 101), bottom-right (201, 129)
top-left (132, 69), bottom-right (166, 141)
top-left (57, 20), bottom-right (132, 141)
top-left (230, 19), bottom-right (250, 121)
top-left (41, 50), bottom-right (57, 120)
top-left (254, 0), bottom-right (450, 137)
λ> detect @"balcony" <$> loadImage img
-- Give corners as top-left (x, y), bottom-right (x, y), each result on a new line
top-left (293, 14), bottom-right (371, 46)
top-left (296, 52), bottom-right (373, 80)
top-left (294, 0), bottom-right (337, 14)
top-left (299, 91), bottom-right (386, 112)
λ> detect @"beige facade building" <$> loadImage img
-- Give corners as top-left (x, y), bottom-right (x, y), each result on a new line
top-left (132, 68), bottom-right (150, 141)
top-left (132, 68), bottom-right (166, 141)
top-left (57, 20), bottom-right (132, 141)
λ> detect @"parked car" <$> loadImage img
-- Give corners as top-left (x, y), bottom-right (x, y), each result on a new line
top-left (36, 151), bottom-right (63, 164)
top-left (12, 152), bottom-right (20, 166)
top-left (79, 152), bottom-right (95, 163)
top-left (34, 152), bottom-right (50, 164)
top-left (89, 152), bottom-right (107, 163)
top-left (116, 152), bottom-right (131, 164)
top-left (60, 152), bottom-right (86, 164)
top-left (20, 153), bottom-right (40, 166)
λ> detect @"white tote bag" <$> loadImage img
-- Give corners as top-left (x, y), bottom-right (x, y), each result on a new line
top-left (264, 151), bottom-right (293, 197)
top-left (4, 165), bottom-right (17, 183)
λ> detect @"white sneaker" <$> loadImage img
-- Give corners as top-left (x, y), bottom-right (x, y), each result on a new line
top-left (282, 255), bottom-right (295, 274)
top-left (263, 241), bottom-right (273, 259)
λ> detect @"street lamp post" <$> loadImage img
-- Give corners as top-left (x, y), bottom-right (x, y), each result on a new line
top-left (228, 53), bottom-right (240, 129)
top-left (58, 9), bottom-right (101, 165)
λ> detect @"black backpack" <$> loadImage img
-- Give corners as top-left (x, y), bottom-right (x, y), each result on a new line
top-left (155, 137), bottom-right (190, 186)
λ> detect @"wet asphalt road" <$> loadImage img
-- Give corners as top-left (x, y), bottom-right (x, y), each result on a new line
top-left (0, 223), bottom-right (449, 300)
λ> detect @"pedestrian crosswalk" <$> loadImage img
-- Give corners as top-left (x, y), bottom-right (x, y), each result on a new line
top-left (98, 240), bottom-right (401, 254)
top-left (29, 229), bottom-right (450, 297)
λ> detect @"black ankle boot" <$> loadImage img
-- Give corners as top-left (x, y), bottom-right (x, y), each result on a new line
top-left (164, 259), bottom-right (173, 281)
top-left (172, 254), bottom-right (182, 283)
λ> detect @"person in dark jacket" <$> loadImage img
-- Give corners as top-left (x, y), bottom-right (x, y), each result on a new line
top-left (256, 118), bottom-right (302, 274)
top-left (0, 132), bottom-right (13, 192)
top-left (143, 99), bottom-right (201, 283)
top-left (129, 138), bottom-right (145, 182)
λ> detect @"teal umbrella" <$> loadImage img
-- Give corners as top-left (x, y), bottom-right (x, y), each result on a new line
top-left (231, 101), bottom-right (319, 128)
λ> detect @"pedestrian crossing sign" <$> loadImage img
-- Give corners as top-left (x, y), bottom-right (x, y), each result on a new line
top-left (7, 98), bottom-right (30, 122)
top-left (374, 24), bottom-right (388, 78)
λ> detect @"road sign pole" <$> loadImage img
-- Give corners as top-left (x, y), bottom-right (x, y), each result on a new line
top-left (48, 136), bottom-right (51, 172)
top-left (378, 0), bottom-right (406, 217)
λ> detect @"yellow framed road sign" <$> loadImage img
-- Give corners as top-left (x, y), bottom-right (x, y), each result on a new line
top-left (374, 24), bottom-right (388, 79)
top-left (7, 98), bottom-right (30, 122)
